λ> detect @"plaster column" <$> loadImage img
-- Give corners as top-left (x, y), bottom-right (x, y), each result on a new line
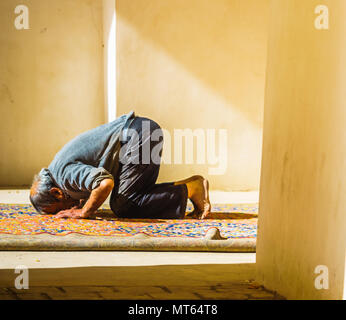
top-left (257, 0), bottom-right (346, 300)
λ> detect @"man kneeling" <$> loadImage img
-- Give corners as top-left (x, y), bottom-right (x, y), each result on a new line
top-left (30, 111), bottom-right (211, 220)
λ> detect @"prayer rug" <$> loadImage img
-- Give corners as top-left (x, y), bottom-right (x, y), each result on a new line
top-left (0, 203), bottom-right (258, 252)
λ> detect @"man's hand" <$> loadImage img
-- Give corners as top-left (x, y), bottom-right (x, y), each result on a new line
top-left (55, 178), bottom-right (114, 220)
top-left (55, 207), bottom-right (86, 219)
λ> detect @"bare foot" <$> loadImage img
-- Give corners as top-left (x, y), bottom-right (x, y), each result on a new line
top-left (175, 175), bottom-right (211, 219)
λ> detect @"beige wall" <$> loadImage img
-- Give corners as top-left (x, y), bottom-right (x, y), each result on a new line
top-left (116, 0), bottom-right (269, 191)
top-left (257, 0), bottom-right (346, 299)
top-left (0, 0), bottom-right (105, 186)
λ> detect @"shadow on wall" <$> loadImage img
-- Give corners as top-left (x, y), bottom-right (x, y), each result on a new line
top-left (0, 0), bottom-right (105, 186)
top-left (117, 0), bottom-right (268, 126)
top-left (116, 0), bottom-right (269, 190)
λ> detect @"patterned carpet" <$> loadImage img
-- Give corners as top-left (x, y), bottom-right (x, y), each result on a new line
top-left (0, 203), bottom-right (258, 239)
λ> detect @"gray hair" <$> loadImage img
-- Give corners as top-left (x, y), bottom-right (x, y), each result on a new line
top-left (29, 168), bottom-right (58, 214)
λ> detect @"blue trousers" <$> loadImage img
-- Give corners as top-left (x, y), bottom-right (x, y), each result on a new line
top-left (110, 116), bottom-right (188, 219)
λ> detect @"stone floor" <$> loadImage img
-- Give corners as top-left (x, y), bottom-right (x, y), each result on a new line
top-left (0, 283), bottom-right (283, 300)
top-left (0, 189), bottom-right (284, 300)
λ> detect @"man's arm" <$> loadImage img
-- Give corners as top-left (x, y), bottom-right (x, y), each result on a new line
top-left (55, 178), bottom-right (114, 219)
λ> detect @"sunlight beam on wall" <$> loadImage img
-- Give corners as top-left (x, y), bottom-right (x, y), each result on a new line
top-left (103, 0), bottom-right (116, 123)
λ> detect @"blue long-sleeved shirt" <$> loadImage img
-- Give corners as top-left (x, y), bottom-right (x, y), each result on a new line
top-left (48, 111), bottom-right (135, 199)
